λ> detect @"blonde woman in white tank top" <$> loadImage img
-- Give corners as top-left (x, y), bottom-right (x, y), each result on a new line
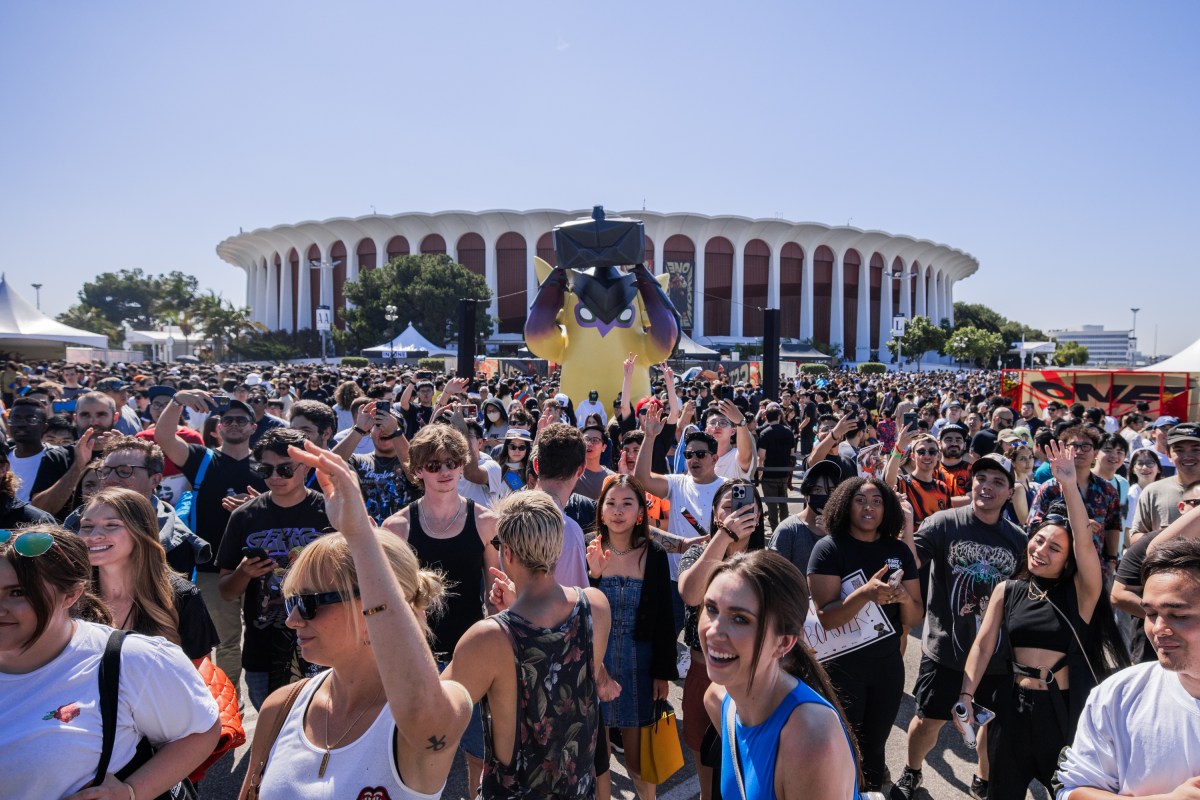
top-left (240, 441), bottom-right (474, 800)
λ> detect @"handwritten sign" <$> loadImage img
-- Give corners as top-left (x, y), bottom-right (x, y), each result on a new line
top-left (803, 569), bottom-right (895, 662)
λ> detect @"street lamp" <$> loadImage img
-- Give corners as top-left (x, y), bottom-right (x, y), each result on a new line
top-left (309, 259), bottom-right (343, 362)
top-left (1130, 308), bottom-right (1140, 368)
top-left (30, 283), bottom-right (43, 310)
top-left (886, 271), bottom-right (918, 371)
top-left (384, 304), bottom-right (398, 367)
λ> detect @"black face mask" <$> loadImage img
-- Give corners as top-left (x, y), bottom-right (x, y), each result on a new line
top-left (807, 494), bottom-right (829, 513)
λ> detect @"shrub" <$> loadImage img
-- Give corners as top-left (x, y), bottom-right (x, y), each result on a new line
top-left (341, 356), bottom-right (368, 368)
top-left (418, 357), bottom-right (446, 373)
top-left (857, 362), bottom-right (888, 374)
top-left (799, 364), bottom-right (830, 375)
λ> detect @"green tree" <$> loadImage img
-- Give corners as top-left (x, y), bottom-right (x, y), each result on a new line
top-left (1052, 340), bottom-right (1090, 367)
top-left (944, 325), bottom-right (1008, 367)
top-left (192, 291), bottom-right (263, 361)
top-left (952, 301), bottom-right (1047, 344)
top-left (56, 305), bottom-right (122, 347)
top-left (71, 269), bottom-right (200, 329)
top-left (341, 255), bottom-right (493, 352)
top-left (885, 315), bottom-right (947, 371)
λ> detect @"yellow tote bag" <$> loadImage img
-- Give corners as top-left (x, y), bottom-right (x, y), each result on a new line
top-left (638, 700), bottom-right (685, 784)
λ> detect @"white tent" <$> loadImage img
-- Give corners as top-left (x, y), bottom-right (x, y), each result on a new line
top-left (363, 323), bottom-right (456, 356)
top-left (1139, 338), bottom-right (1200, 373)
top-left (0, 274), bottom-right (108, 354)
top-left (674, 332), bottom-right (719, 357)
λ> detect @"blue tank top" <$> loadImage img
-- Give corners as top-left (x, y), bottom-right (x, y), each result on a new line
top-left (720, 681), bottom-right (859, 800)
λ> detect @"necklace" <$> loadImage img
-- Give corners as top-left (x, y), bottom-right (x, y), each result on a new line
top-left (318, 680), bottom-right (384, 778)
top-left (1026, 577), bottom-right (1052, 602)
top-left (606, 538), bottom-right (642, 557)
top-left (421, 498), bottom-right (465, 537)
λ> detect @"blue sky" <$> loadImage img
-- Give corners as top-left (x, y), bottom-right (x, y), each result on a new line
top-left (3, 1), bottom-right (1196, 355)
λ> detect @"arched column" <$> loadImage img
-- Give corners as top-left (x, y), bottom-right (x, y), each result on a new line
top-left (856, 258), bottom-right (871, 362)
top-left (800, 246), bottom-right (814, 339)
top-left (730, 246), bottom-right (743, 337)
top-left (878, 257), bottom-right (894, 357)
top-left (256, 261), bottom-right (269, 325)
top-left (693, 247), bottom-right (706, 339)
top-left (768, 245), bottom-right (780, 308)
top-left (297, 253), bottom-right (312, 330)
top-left (915, 263), bottom-right (927, 318)
top-left (280, 255), bottom-right (294, 332)
top-left (829, 250), bottom-right (844, 350)
top-left (246, 263), bottom-right (258, 322)
top-left (484, 232), bottom-right (498, 332)
top-left (266, 259), bottom-right (279, 330)
top-left (945, 278), bottom-right (955, 326)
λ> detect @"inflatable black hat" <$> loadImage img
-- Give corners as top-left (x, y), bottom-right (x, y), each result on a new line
top-left (554, 206), bottom-right (643, 325)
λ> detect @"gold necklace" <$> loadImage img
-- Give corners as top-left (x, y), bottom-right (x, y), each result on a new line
top-left (318, 680), bottom-right (384, 778)
top-left (421, 498), bottom-right (465, 537)
top-left (1026, 578), bottom-right (1051, 602)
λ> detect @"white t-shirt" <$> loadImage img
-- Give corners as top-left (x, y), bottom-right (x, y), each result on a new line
top-left (554, 512), bottom-right (590, 589)
top-left (0, 621), bottom-right (218, 799)
top-left (9, 447), bottom-right (45, 502)
top-left (459, 454), bottom-right (503, 509)
top-left (331, 427), bottom-right (376, 455)
top-left (1055, 662), bottom-right (1200, 800)
top-left (664, 473), bottom-right (727, 578)
top-left (715, 445), bottom-right (756, 481)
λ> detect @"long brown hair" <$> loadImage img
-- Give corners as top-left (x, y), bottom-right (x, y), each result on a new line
top-left (596, 474), bottom-right (651, 552)
top-left (84, 488), bottom-right (180, 645)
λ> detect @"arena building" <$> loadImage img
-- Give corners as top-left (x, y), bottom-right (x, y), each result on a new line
top-left (216, 210), bottom-right (978, 362)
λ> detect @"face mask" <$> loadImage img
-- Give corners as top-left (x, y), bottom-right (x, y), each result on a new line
top-left (487, 411), bottom-right (501, 421)
top-left (808, 494), bottom-right (829, 513)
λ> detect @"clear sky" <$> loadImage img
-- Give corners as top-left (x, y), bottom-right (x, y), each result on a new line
top-left (3, 1), bottom-right (1196, 355)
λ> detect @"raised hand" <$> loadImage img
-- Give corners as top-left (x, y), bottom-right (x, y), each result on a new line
top-left (356, 400), bottom-right (378, 431)
top-left (289, 441), bottom-right (373, 537)
top-left (586, 536), bottom-right (611, 578)
top-left (1045, 439), bottom-right (1077, 485)
top-left (718, 398), bottom-right (746, 426)
top-left (894, 423), bottom-right (916, 452)
top-left (641, 405), bottom-right (664, 438)
top-left (487, 566), bottom-right (516, 612)
top-left (623, 352), bottom-right (637, 378)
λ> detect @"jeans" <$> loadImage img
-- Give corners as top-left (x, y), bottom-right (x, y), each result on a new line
top-left (245, 671), bottom-right (270, 711)
top-left (194, 571), bottom-right (243, 687)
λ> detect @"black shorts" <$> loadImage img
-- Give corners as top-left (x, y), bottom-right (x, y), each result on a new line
top-left (912, 655), bottom-right (1006, 722)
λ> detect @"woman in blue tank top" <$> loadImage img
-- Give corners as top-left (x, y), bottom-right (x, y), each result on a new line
top-left (699, 550), bottom-right (861, 800)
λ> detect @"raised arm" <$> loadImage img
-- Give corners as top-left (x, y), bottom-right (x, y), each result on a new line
top-left (661, 363), bottom-right (682, 423)
top-left (524, 267), bottom-right (569, 363)
top-left (883, 424), bottom-right (915, 490)
top-left (30, 431), bottom-right (96, 516)
top-left (1045, 441), bottom-right (1103, 614)
top-left (332, 401), bottom-right (378, 462)
top-left (155, 390), bottom-right (212, 468)
top-left (620, 353), bottom-right (636, 420)
top-left (632, 405), bottom-right (670, 498)
top-left (631, 264), bottom-right (681, 362)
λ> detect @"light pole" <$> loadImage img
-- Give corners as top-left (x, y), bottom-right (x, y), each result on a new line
top-left (384, 304), bottom-right (398, 367)
top-left (886, 271), bottom-right (917, 370)
top-left (1130, 308), bottom-right (1140, 368)
top-left (309, 259), bottom-right (343, 361)
top-left (30, 283), bottom-right (43, 310)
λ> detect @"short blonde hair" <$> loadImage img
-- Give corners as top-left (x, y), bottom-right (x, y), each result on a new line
top-left (495, 491), bottom-right (563, 574)
top-left (282, 530), bottom-right (445, 644)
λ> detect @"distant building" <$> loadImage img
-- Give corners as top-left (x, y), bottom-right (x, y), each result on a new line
top-left (1049, 324), bottom-right (1138, 366)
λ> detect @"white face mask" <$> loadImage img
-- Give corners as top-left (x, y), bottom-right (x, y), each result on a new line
top-left (487, 410), bottom-right (501, 421)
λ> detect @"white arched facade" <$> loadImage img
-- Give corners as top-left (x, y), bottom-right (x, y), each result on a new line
top-left (216, 210), bottom-right (979, 362)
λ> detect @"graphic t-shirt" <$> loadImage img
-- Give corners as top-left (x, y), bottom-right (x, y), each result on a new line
top-left (215, 491), bottom-right (330, 672)
top-left (914, 505), bottom-right (1025, 673)
top-left (348, 452), bottom-right (414, 523)
top-left (665, 473), bottom-right (727, 578)
top-left (807, 535), bottom-right (918, 660)
top-left (181, 444), bottom-right (267, 573)
top-left (898, 472), bottom-right (956, 525)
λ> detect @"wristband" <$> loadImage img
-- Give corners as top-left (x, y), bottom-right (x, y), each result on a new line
top-left (959, 691), bottom-right (973, 699)
top-left (362, 603), bottom-right (388, 617)
top-left (123, 781), bottom-right (136, 800)
top-left (352, 426), bottom-right (370, 435)
top-left (718, 524), bottom-right (740, 543)
top-left (892, 449), bottom-right (905, 459)
top-left (381, 430), bottom-right (405, 440)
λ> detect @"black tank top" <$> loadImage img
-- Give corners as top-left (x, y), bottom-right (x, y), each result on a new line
top-left (1004, 577), bottom-right (1084, 653)
top-left (408, 499), bottom-right (485, 660)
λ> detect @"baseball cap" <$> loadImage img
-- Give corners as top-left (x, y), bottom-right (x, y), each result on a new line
top-left (554, 393), bottom-right (570, 408)
top-left (218, 399), bottom-right (256, 418)
top-left (938, 423), bottom-right (968, 440)
top-left (1150, 416), bottom-right (1180, 430)
top-left (1167, 422), bottom-right (1200, 446)
top-left (971, 453), bottom-right (1015, 486)
top-left (147, 386), bottom-right (176, 402)
top-left (96, 378), bottom-right (130, 392)
top-left (998, 428), bottom-right (1033, 446)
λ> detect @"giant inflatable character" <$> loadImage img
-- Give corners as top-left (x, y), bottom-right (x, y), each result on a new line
top-left (525, 207), bottom-right (681, 410)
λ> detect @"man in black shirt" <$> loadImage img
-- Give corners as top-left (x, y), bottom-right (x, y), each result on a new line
top-left (756, 403), bottom-right (796, 529)
top-left (216, 428), bottom-right (330, 709)
top-left (6, 397), bottom-right (86, 520)
top-left (334, 399), bottom-right (415, 524)
top-left (969, 405), bottom-right (1015, 459)
top-left (156, 392), bottom-right (267, 684)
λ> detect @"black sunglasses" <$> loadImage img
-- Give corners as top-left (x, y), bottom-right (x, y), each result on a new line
top-left (284, 589), bottom-right (360, 620)
top-left (683, 450), bottom-right (712, 459)
top-left (490, 536), bottom-right (503, 550)
top-left (254, 462), bottom-right (299, 479)
top-left (1034, 513), bottom-right (1072, 534)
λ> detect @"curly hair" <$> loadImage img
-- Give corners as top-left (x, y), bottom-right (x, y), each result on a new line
top-left (405, 424), bottom-right (470, 485)
top-left (822, 477), bottom-right (905, 541)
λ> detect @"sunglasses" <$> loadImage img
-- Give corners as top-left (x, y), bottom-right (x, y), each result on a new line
top-left (253, 462), bottom-right (299, 479)
top-left (506, 443), bottom-right (529, 451)
top-left (1182, 498), bottom-right (1200, 508)
top-left (683, 450), bottom-right (712, 459)
top-left (490, 536), bottom-right (503, 550)
top-left (249, 397), bottom-right (267, 405)
top-left (422, 459), bottom-right (462, 473)
top-left (220, 417), bottom-right (254, 427)
top-left (1034, 513), bottom-right (1072, 534)
top-left (99, 465), bottom-right (149, 479)
top-left (0, 529), bottom-right (55, 557)
top-left (283, 589), bottom-right (361, 620)
top-left (912, 448), bottom-right (940, 457)
top-left (707, 418), bottom-right (733, 428)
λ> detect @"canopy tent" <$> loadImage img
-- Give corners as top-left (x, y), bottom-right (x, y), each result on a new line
top-left (0, 274), bottom-right (108, 356)
top-left (673, 331), bottom-right (719, 357)
top-left (363, 323), bottom-right (456, 357)
top-left (123, 325), bottom-right (212, 362)
top-left (780, 341), bottom-right (831, 362)
top-left (1139, 338), bottom-right (1200, 373)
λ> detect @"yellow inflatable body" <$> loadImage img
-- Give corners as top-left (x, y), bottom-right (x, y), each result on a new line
top-left (524, 257), bottom-right (680, 410)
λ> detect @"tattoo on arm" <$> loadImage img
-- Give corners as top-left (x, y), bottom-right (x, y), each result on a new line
top-left (426, 734), bottom-right (447, 751)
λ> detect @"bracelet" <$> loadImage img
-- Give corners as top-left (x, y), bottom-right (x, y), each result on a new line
top-left (381, 430), bottom-right (404, 440)
top-left (123, 781), bottom-right (136, 800)
top-left (959, 691), bottom-right (973, 698)
top-left (352, 426), bottom-right (370, 435)
top-left (362, 603), bottom-right (388, 617)
top-left (892, 449), bottom-right (905, 459)
top-left (718, 524), bottom-right (740, 543)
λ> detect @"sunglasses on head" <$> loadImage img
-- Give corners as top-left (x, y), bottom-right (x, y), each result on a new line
top-left (0, 529), bottom-right (54, 557)
top-left (254, 462), bottom-right (299, 479)
top-left (283, 589), bottom-right (361, 620)
top-left (683, 449), bottom-right (712, 459)
top-left (423, 459), bottom-right (462, 473)
top-left (1034, 513), bottom-right (1072, 534)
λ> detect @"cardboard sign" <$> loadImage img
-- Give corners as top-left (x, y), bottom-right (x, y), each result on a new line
top-left (1002, 369), bottom-right (1198, 421)
top-left (802, 569), bottom-right (895, 662)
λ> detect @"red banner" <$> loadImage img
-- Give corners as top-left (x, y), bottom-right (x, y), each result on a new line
top-left (1001, 369), bottom-right (1198, 421)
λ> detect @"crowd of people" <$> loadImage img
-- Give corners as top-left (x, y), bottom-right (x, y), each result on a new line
top-left (2, 354), bottom-right (1199, 800)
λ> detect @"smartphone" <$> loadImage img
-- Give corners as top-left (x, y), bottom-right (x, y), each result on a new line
top-left (902, 411), bottom-right (918, 428)
top-left (953, 700), bottom-right (995, 748)
top-left (242, 546), bottom-right (270, 561)
top-left (211, 393), bottom-right (230, 405)
top-left (731, 484), bottom-right (755, 514)
top-left (376, 400), bottom-right (391, 414)
top-left (887, 568), bottom-right (904, 587)
top-left (462, 403), bottom-right (478, 418)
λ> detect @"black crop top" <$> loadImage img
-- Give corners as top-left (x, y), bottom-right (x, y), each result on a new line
top-left (1004, 577), bottom-right (1085, 654)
